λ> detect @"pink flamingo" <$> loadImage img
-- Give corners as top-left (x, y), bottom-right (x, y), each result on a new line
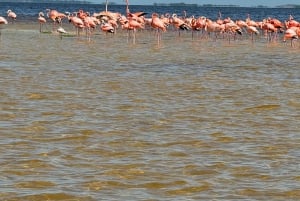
top-left (171, 13), bottom-right (190, 36)
top-left (205, 18), bottom-right (225, 41)
top-left (224, 19), bottom-right (242, 34)
top-left (222, 18), bottom-right (243, 42)
top-left (190, 16), bottom-right (206, 38)
top-left (246, 14), bottom-right (258, 27)
top-left (107, 18), bottom-right (118, 33)
top-left (283, 16), bottom-right (300, 47)
top-left (285, 15), bottom-right (299, 28)
top-left (0, 16), bottom-right (8, 25)
top-left (0, 16), bottom-right (8, 39)
top-left (151, 13), bottom-right (167, 44)
top-left (77, 9), bottom-right (88, 21)
top-left (46, 9), bottom-right (66, 31)
top-left (100, 20), bottom-right (115, 34)
top-left (124, 13), bottom-right (145, 44)
top-left (235, 18), bottom-right (259, 42)
top-left (160, 13), bottom-right (171, 28)
top-left (83, 15), bottom-right (97, 41)
top-left (66, 11), bottom-right (84, 36)
top-left (262, 19), bottom-right (277, 42)
top-left (246, 25), bottom-right (260, 42)
top-left (38, 12), bottom-right (47, 33)
top-left (7, 10), bottom-right (16, 23)
top-left (130, 11), bottom-right (147, 24)
top-left (268, 17), bottom-right (284, 32)
top-left (283, 27), bottom-right (298, 47)
top-left (93, 9), bottom-right (120, 34)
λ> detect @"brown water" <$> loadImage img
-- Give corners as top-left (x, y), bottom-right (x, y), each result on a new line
top-left (0, 23), bottom-right (300, 200)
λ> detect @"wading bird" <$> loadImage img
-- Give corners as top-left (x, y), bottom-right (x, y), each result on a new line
top-left (7, 9), bottom-right (17, 23)
top-left (0, 16), bottom-right (8, 25)
top-left (46, 9), bottom-right (66, 31)
top-left (38, 12), bottom-right (47, 32)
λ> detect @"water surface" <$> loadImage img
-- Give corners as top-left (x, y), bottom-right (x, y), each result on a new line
top-left (0, 6), bottom-right (300, 200)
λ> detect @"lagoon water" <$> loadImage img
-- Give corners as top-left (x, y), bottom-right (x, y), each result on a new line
top-left (0, 3), bottom-right (300, 200)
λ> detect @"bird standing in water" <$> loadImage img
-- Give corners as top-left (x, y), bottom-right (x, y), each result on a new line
top-left (151, 13), bottom-right (167, 44)
top-left (38, 12), bottom-right (47, 33)
top-left (7, 10), bottom-right (17, 23)
top-left (46, 9), bottom-right (66, 31)
top-left (0, 16), bottom-right (8, 40)
top-left (57, 26), bottom-right (67, 39)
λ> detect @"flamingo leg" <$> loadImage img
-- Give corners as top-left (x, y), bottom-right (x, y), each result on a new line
top-left (133, 28), bottom-right (136, 44)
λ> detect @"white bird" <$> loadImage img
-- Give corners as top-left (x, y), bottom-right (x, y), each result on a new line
top-left (57, 26), bottom-right (67, 40)
top-left (57, 26), bottom-right (67, 34)
top-left (7, 9), bottom-right (17, 22)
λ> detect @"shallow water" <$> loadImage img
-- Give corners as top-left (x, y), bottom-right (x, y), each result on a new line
top-left (0, 21), bottom-right (300, 201)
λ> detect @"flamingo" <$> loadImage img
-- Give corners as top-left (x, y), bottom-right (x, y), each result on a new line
top-left (261, 19), bottom-right (277, 42)
top-left (160, 13), bottom-right (171, 28)
top-left (246, 14), bottom-right (258, 27)
top-left (77, 9), bottom-right (88, 20)
top-left (151, 13), bottom-right (167, 32)
top-left (38, 12), bottom-right (47, 33)
top-left (268, 17), bottom-right (284, 32)
top-left (236, 19), bottom-right (248, 29)
top-left (106, 18), bottom-right (118, 33)
top-left (93, 10), bottom-right (119, 34)
top-left (171, 13), bottom-right (190, 36)
top-left (100, 20), bottom-right (115, 34)
top-left (190, 16), bottom-right (206, 39)
top-left (3, 8), bottom-right (300, 48)
top-left (124, 13), bottom-right (145, 44)
top-left (46, 9), bottom-right (66, 31)
top-left (236, 18), bottom-right (259, 42)
top-left (7, 10), bottom-right (16, 23)
top-left (66, 11), bottom-right (84, 36)
top-left (285, 15), bottom-right (300, 28)
top-left (0, 16), bottom-right (7, 40)
top-left (0, 16), bottom-right (8, 25)
top-left (223, 19), bottom-right (243, 42)
top-left (94, 11), bottom-right (119, 22)
top-left (83, 15), bottom-right (97, 41)
top-left (130, 11), bottom-right (147, 24)
top-left (283, 27), bottom-right (298, 47)
top-left (246, 25), bottom-right (260, 42)
top-left (151, 13), bottom-right (167, 44)
top-left (205, 18), bottom-right (225, 41)
top-left (118, 14), bottom-right (129, 29)
top-left (247, 25), bottom-right (259, 35)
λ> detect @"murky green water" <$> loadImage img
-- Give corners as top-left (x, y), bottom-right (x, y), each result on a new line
top-left (0, 23), bottom-right (299, 200)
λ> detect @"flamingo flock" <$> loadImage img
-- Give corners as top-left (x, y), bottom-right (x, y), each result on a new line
top-left (1, 6), bottom-right (300, 46)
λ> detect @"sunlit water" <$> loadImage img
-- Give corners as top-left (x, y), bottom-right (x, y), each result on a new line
top-left (0, 17), bottom-right (300, 201)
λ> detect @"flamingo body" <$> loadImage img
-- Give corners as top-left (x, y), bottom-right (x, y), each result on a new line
top-left (100, 22), bottom-right (114, 33)
top-left (151, 13), bottom-right (166, 32)
top-left (7, 10), bottom-right (17, 21)
top-left (0, 16), bottom-right (8, 24)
